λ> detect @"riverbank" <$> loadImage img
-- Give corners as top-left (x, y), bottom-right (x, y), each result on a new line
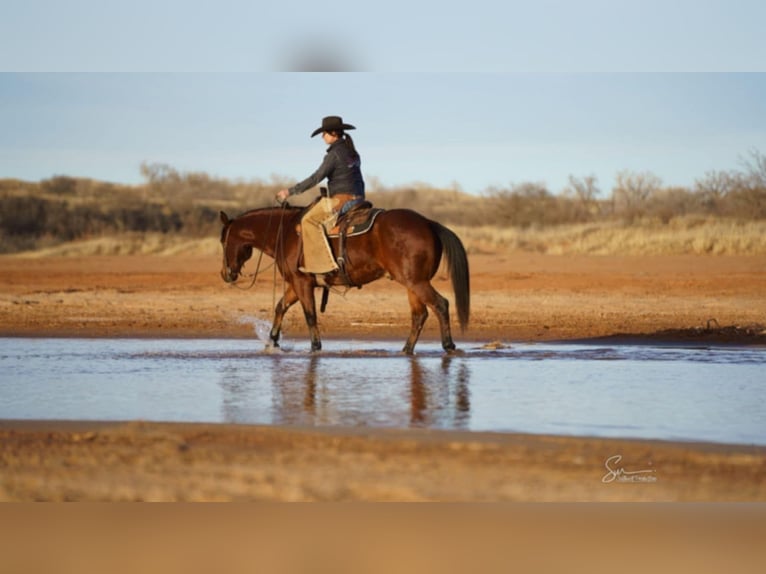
top-left (2, 420), bottom-right (765, 501)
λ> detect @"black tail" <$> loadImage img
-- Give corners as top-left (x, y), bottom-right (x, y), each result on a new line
top-left (432, 221), bottom-right (470, 331)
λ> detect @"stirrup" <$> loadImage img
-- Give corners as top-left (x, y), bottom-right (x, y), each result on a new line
top-left (315, 269), bottom-right (340, 287)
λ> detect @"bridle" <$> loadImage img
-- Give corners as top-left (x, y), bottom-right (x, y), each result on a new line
top-left (222, 205), bottom-right (289, 296)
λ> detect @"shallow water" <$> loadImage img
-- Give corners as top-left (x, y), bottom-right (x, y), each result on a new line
top-left (1, 337), bottom-right (764, 445)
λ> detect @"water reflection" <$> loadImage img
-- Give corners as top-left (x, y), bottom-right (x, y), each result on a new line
top-left (409, 356), bottom-right (471, 428)
top-left (3, 338), bottom-right (765, 444)
top-left (218, 354), bottom-right (472, 430)
top-left (271, 355), bottom-right (321, 426)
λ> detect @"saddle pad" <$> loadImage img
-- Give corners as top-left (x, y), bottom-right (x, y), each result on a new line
top-left (327, 208), bottom-right (385, 238)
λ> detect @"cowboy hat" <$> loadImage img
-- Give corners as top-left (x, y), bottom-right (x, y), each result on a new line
top-left (311, 115), bottom-right (356, 137)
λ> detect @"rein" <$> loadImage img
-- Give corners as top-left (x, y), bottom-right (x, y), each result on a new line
top-left (227, 205), bottom-right (288, 299)
top-left (231, 249), bottom-right (268, 290)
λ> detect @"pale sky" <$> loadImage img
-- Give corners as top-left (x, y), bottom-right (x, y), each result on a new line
top-left (1, 1), bottom-right (765, 195)
top-left (2, 74), bottom-right (765, 195)
top-left (3, 1), bottom-right (765, 72)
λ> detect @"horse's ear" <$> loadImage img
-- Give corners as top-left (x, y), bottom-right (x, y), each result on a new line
top-left (220, 211), bottom-right (230, 225)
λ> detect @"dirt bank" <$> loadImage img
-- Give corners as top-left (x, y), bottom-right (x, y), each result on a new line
top-left (1, 252), bottom-right (764, 501)
top-left (1, 252), bottom-right (764, 344)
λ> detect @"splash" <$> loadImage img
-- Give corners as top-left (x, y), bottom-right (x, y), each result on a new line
top-left (237, 316), bottom-right (276, 348)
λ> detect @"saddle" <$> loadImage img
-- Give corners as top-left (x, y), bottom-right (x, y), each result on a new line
top-left (327, 202), bottom-right (384, 238)
top-left (329, 202), bottom-right (384, 288)
top-left (295, 197), bottom-right (384, 292)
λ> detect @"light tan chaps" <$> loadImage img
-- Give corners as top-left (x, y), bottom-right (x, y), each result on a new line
top-left (299, 196), bottom-right (340, 274)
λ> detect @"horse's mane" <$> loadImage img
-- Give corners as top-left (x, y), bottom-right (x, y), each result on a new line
top-left (222, 205), bottom-right (303, 242)
top-left (235, 205), bottom-right (302, 219)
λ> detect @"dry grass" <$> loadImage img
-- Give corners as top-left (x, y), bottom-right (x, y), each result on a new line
top-left (12, 217), bottom-right (766, 258)
top-left (454, 216), bottom-right (766, 256)
top-left (15, 234), bottom-right (222, 258)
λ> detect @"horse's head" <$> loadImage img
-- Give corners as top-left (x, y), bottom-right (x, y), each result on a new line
top-left (219, 211), bottom-right (254, 283)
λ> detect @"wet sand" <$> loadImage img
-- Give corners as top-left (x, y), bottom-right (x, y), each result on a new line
top-left (1, 252), bottom-right (765, 500)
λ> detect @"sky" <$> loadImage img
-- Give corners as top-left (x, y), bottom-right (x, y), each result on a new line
top-left (2, 1), bottom-right (766, 72)
top-left (1, 1), bottom-right (765, 195)
top-left (1, 73), bottom-right (765, 195)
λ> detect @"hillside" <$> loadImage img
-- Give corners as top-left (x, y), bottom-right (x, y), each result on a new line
top-left (3, 154), bottom-right (765, 256)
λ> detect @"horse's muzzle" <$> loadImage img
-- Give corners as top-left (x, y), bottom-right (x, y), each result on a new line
top-left (221, 267), bottom-right (238, 283)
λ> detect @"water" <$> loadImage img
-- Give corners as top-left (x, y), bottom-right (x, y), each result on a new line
top-left (1, 337), bottom-right (764, 445)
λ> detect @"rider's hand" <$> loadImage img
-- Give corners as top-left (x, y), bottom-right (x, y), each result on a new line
top-left (276, 189), bottom-right (290, 203)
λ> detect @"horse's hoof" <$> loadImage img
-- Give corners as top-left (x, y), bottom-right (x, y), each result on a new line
top-left (442, 341), bottom-right (463, 355)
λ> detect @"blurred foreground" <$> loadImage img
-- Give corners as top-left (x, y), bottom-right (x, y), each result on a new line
top-left (1, 420), bottom-right (764, 502)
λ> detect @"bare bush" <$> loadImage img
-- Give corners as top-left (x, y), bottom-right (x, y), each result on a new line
top-left (740, 148), bottom-right (766, 187)
top-left (485, 182), bottom-right (559, 227)
top-left (611, 170), bottom-right (663, 222)
top-left (40, 176), bottom-right (79, 196)
top-left (562, 175), bottom-right (601, 221)
top-left (727, 149), bottom-right (766, 219)
top-left (644, 186), bottom-right (702, 223)
top-left (694, 170), bottom-right (736, 209)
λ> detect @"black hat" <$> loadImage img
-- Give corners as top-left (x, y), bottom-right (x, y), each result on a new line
top-left (311, 115), bottom-right (356, 137)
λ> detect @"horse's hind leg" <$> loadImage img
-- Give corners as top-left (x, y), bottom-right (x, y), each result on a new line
top-left (432, 289), bottom-right (456, 352)
top-left (403, 290), bottom-right (429, 355)
top-left (408, 282), bottom-right (456, 353)
top-left (270, 285), bottom-right (299, 348)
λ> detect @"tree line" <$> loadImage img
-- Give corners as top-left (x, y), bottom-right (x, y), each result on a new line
top-left (1, 151), bottom-right (764, 254)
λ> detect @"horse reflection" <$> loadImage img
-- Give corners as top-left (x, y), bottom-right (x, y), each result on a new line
top-left (409, 356), bottom-right (470, 428)
top-left (218, 356), bottom-right (320, 425)
top-left (270, 355), bottom-right (322, 426)
top-left (218, 354), bottom-right (472, 429)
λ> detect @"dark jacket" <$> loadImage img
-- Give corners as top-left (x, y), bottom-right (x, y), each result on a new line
top-left (288, 139), bottom-right (365, 198)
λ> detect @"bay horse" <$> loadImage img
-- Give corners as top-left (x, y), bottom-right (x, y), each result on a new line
top-left (219, 204), bottom-right (469, 354)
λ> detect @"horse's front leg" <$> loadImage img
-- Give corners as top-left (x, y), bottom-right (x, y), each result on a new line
top-left (294, 279), bottom-right (322, 352)
top-left (270, 285), bottom-right (299, 348)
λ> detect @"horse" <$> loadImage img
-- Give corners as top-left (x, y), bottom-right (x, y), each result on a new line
top-left (219, 203), bottom-right (470, 354)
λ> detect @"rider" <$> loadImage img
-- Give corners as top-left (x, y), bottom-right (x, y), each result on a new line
top-left (276, 116), bottom-right (366, 275)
